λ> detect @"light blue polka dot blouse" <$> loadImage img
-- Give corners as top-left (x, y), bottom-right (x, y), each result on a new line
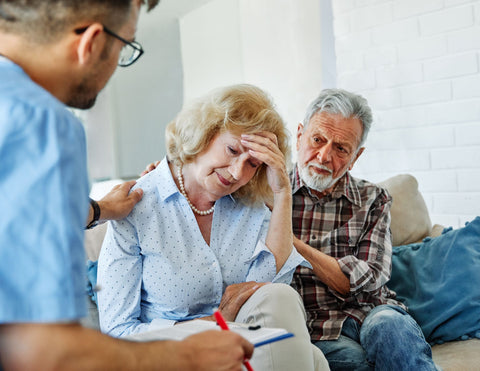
top-left (97, 158), bottom-right (305, 337)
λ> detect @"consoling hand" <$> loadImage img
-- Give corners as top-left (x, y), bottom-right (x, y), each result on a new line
top-left (240, 132), bottom-right (290, 195)
top-left (98, 180), bottom-right (143, 221)
top-left (182, 330), bottom-right (254, 371)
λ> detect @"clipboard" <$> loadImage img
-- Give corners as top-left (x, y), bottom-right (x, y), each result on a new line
top-left (125, 319), bottom-right (295, 347)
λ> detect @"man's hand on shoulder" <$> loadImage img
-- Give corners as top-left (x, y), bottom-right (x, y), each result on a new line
top-left (98, 180), bottom-right (143, 221)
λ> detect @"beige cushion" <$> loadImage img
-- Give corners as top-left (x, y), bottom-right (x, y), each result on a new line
top-left (378, 174), bottom-right (432, 246)
top-left (432, 338), bottom-right (480, 371)
top-left (84, 222), bottom-right (108, 261)
top-left (430, 224), bottom-right (444, 238)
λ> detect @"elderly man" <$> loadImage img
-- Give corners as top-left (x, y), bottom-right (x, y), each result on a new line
top-left (290, 89), bottom-right (438, 370)
top-left (0, 1), bottom-right (253, 370)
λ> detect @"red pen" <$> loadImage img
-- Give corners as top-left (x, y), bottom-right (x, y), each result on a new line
top-left (214, 311), bottom-right (254, 371)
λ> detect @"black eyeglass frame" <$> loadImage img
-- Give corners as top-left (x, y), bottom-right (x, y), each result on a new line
top-left (74, 25), bottom-right (144, 67)
top-left (102, 25), bottom-right (144, 67)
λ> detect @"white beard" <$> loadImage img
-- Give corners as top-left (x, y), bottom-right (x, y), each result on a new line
top-left (299, 163), bottom-right (344, 192)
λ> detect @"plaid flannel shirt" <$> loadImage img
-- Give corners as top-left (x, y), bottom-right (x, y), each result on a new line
top-left (290, 165), bottom-right (405, 341)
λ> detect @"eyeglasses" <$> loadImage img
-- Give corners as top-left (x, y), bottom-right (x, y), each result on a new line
top-left (75, 25), bottom-right (144, 67)
top-left (102, 25), bottom-right (144, 67)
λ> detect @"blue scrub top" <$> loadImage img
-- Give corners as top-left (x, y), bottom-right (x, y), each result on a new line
top-left (0, 56), bottom-right (89, 322)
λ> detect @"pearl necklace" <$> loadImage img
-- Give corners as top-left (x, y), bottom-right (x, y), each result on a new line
top-left (177, 165), bottom-right (215, 216)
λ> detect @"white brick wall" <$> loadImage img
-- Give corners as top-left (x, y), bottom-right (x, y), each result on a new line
top-left (394, 0), bottom-right (443, 19)
top-left (397, 35), bottom-right (447, 62)
top-left (399, 80), bottom-right (451, 106)
top-left (333, 0), bottom-right (480, 228)
top-left (447, 26), bottom-right (480, 52)
top-left (419, 5), bottom-right (474, 35)
top-left (423, 51), bottom-right (478, 80)
top-left (372, 18), bottom-right (419, 45)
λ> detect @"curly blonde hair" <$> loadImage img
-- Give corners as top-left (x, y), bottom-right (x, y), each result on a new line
top-left (166, 84), bottom-right (289, 205)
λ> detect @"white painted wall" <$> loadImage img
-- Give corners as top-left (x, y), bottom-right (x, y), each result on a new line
top-left (83, 0), bottom-right (478, 228)
top-left (180, 0), bottom-right (325, 148)
top-left (83, 0), bottom-right (331, 179)
top-left (180, 0), bottom-right (244, 102)
top-left (82, 1), bottom-right (212, 180)
top-left (333, 0), bottom-right (480, 228)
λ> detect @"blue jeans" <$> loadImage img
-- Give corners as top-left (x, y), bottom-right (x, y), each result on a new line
top-left (314, 305), bottom-right (439, 370)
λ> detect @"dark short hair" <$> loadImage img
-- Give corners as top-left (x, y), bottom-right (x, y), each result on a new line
top-left (0, 0), bottom-right (159, 42)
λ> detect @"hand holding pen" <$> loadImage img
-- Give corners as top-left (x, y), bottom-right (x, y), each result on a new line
top-left (214, 310), bottom-right (255, 371)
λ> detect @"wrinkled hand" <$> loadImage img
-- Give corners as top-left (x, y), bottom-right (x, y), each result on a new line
top-left (98, 180), bottom-right (143, 221)
top-left (210, 282), bottom-right (268, 322)
top-left (140, 160), bottom-right (161, 177)
top-left (181, 330), bottom-right (254, 371)
top-left (240, 132), bottom-right (289, 195)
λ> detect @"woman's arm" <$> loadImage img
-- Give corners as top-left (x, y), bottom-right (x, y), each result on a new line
top-left (265, 190), bottom-right (293, 272)
top-left (241, 132), bottom-right (293, 272)
top-left (96, 220), bottom-right (169, 337)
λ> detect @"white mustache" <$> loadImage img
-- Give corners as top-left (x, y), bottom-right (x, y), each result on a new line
top-left (307, 163), bottom-right (333, 175)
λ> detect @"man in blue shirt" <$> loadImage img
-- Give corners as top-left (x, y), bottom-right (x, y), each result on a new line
top-left (0, 1), bottom-right (253, 370)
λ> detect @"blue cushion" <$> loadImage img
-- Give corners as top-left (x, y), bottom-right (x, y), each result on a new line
top-left (389, 217), bottom-right (480, 344)
top-left (86, 260), bottom-right (98, 305)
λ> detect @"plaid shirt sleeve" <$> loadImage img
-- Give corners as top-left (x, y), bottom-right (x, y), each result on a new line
top-left (336, 189), bottom-right (393, 299)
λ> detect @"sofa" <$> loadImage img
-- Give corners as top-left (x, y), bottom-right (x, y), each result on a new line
top-left (378, 175), bottom-right (480, 370)
top-left (83, 174), bottom-right (480, 370)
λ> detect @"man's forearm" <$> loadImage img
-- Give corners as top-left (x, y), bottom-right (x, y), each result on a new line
top-left (0, 323), bottom-right (253, 371)
top-left (0, 323), bottom-right (179, 371)
top-left (293, 237), bottom-right (350, 294)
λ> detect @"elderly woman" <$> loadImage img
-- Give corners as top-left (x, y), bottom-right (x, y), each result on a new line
top-left (97, 84), bottom-right (328, 370)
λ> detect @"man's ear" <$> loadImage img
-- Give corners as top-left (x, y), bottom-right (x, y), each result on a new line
top-left (76, 23), bottom-right (104, 66)
top-left (349, 147), bottom-right (365, 170)
top-left (296, 123), bottom-right (304, 151)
